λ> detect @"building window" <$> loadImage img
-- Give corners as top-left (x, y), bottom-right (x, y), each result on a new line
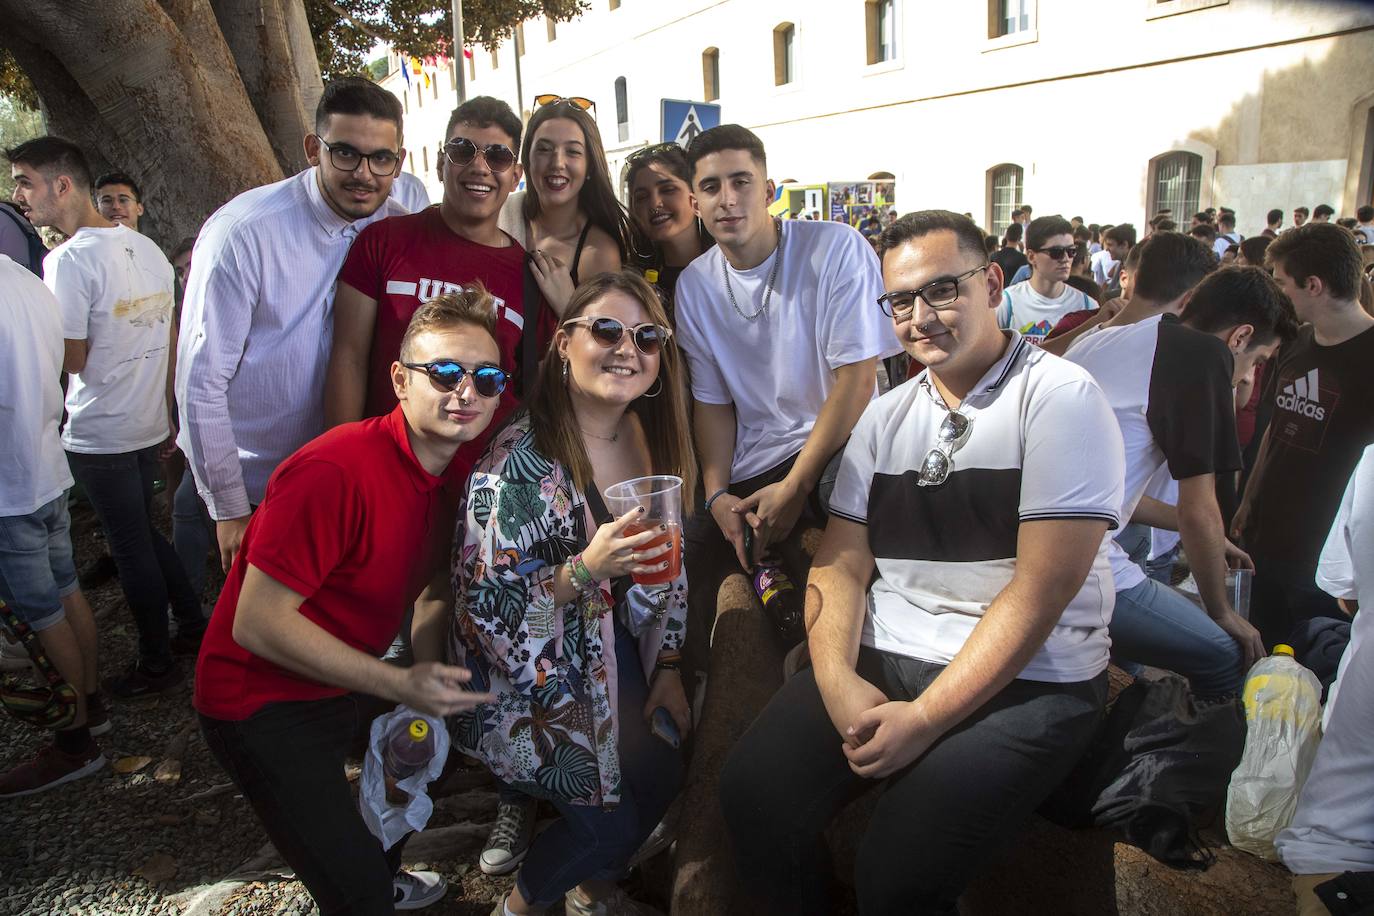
top-left (993, 0), bottom-right (1034, 37)
top-left (1150, 151), bottom-right (1204, 220)
top-left (546, 18), bottom-right (556, 41)
top-left (773, 23), bottom-right (795, 86)
top-left (615, 76), bottom-right (629, 143)
top-left (866, 0), bottom-right (897, 64)
top-left (987, 164), bottom-right (1023, 238)
top-left (702, 48), bottom-right (720, 102)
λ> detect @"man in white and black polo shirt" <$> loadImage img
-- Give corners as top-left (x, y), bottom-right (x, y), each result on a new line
top-left (1067, 252), bottom-right (1299, 695)
top-left (720, 211), bottom-right (1126, 914)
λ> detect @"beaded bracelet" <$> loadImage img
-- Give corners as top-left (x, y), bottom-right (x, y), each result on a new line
top-left (566, 552), bottom-right (597, 593)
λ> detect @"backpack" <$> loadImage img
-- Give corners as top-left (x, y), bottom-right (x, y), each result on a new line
top-left (0, 200), bottom-right (46, 277)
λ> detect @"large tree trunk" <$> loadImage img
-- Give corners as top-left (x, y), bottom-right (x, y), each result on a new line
top-left (211, 0), bottom-right (314, 175)
top-left (0, 0), bottom-right (286, 249)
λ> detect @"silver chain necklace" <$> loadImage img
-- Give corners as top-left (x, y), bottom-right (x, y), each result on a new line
top-left (722, 219), bottom-right (783, 322)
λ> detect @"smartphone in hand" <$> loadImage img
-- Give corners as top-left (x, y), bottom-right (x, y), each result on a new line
top-left (650, 706), bottom-right (681, 749)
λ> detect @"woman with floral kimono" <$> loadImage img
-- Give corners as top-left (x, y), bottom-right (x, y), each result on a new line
top-left (448, 270), bottom-right (696, 916)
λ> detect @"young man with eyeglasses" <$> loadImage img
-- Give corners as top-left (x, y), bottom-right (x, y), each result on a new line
top-left (326, 96), bottom-right (549, 475)
top-left (998, 214), bottom-right (1097, 343)
top-left (720, 210), bottom-right (1125, 913)
top-left (1067, 256), bottom-right (1300, 696)
top-left (195, 291), bottom-right (502, 913)
top-left (177, 77), bottom-right (408, 576)
top-left (674, 124), bottom-right (899, 651)
top-left (94, 171), bottom-right (144, 232)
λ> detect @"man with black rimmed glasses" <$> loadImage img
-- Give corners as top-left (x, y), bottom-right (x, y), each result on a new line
top-left (195, 290), bottom-right (503, 913)
top-left (721, 210), bottom-right (1125, 914)
top-left (998, 214), bottom-right (1096, 343)
top-left (178, 77), bottom-right (408, 575)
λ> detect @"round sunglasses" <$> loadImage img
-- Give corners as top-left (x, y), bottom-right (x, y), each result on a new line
top-left (563, 316), bottom-right (672, 355)
top-left (443, 137), bottom-right (517, 173)
top-left (402, 360), bottom-right (508, 398)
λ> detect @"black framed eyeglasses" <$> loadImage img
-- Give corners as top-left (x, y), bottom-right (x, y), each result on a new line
top-left (563, 316), bottom-right (672, 356)
top-left (443, 138), bottom-right (517, 173)
top-left (318, 139), bottom-right (402, 177)
top-left (1030, 245), bottom-right (1078, 261)
top-left (877, 265), bottom-right (987, 320)
top-left (533, 94), bottom-right (597, 116)
top-left (918, 409), bottom-right (972, 487)
top-left (402, 361), bottom-right (508, 398)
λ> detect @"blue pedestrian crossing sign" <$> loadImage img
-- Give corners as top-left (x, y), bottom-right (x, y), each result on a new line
top-left (661, 99), bottom-right (721, 148)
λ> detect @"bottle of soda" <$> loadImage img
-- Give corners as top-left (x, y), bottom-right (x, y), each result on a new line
top-left (383, 718), bottom-right (435, 805)
top-left (753, 563), bottom-right (805, 646)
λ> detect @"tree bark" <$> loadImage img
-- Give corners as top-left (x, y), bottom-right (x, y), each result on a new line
top-left (0, 0), bottom-right (284, 249)
top-left (211, 0), bottom-right (312, 175)
top-left (282, 0), bottom-right (324, 126)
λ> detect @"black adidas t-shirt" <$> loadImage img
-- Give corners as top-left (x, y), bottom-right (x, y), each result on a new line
top-left (1241, 323), bottom-right (1374, 576)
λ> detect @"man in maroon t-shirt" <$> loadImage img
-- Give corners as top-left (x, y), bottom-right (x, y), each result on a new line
top-left (326, 95), bottom-right (553, 488)
top-left (196, 291), bottom-right (502, 913)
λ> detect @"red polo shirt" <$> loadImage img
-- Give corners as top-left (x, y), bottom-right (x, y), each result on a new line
top-left (194, 406), bottom-right (446, 721)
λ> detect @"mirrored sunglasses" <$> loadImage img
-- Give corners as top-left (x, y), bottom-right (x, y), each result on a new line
top-left (403, 361), bottom-right (508, 398)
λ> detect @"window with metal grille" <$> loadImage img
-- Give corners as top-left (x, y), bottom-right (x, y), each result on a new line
top-left (866, 0), bottom-right (897, 64)
top-left (1151, 152), bottom-right (1203, 220)
top-left (988, 164), bottom-right (1023, 238)
top-left (995, 0), bottom-right (1033, 36)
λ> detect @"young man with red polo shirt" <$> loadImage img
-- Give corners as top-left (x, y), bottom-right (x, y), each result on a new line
top-left (325, 96), bottom-right (552, 487)
top-left (195, 291), bottom-right (503, 913)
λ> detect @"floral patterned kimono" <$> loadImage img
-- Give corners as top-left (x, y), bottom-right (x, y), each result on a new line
top-left (446, 414), bottom-right (688, 808)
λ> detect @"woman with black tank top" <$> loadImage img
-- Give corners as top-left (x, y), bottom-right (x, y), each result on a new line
top-left (498, 98), bottom-right (635, 316)
top-left (626, 143), bottom-right (714, 327)
top-left (449, 272), bottom-right (695, 916)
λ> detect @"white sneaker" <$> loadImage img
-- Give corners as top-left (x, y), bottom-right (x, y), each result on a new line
top-left (0, 635), bottom-right (34, 673)
top-left (393, 869), bottom-right (447, 910)
top-left (479, 798), bottom-right (536, 875)
top-left (564, 886), bottom-right (664, 916)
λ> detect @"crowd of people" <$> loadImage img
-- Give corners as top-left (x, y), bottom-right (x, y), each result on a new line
top-left (2, 74), bottom-right (1373, 915)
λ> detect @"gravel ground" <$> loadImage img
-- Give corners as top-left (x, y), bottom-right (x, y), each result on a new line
top-left (0, 491), bottom-right (673, 915)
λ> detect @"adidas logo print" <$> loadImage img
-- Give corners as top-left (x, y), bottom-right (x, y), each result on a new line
top-left (1276, 368), bottom-right (1326, 420)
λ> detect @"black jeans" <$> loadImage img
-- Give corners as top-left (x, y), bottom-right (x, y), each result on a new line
top-left (720, 647), bottom-right (1106, 915)
top-left (682, 451), bottom-right (841, 679)
top-left (67, 446), bottom-right (203, 670)
top-left (1250, 564), bottom-right (1344, 650)
top-left (200, 694), bottom-right (404, 915)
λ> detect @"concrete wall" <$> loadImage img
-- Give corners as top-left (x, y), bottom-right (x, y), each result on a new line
top-left (383, 0), bottom-right (1374, 235)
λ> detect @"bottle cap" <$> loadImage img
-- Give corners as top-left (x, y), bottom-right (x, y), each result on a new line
top-left (1273, 644), bottom-right (1295, 657)
top-left (407, 719), bottom-right (429, 741)
top-left (644, 268), bottom-right (660, 284)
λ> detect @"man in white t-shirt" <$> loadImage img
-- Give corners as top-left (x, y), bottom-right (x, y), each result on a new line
top-left (0, 254), bottom-right (109, 797)
top-left (675, 124), bottom-right (900, 652)
top-left (1276, 445), bottom-right (1374, 911)
top-left (998, 214), bottom-right (1096, 343)
top-left (1067, 263), bottom-right (1299, 696)
top-left (1355, 205), bottom-right (1374, 245)
top-left (1213, 210), bottom-right (1242, 259)
top-left (8, 136), bottom-right (203, 700)
top-left (721, 210), bottom-right (1125, 912)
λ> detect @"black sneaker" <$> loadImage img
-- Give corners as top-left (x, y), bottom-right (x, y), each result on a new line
top-left (104, 663), bottom-right (182, 699)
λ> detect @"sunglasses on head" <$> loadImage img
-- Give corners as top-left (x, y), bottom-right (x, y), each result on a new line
top-left (402, 360), bottom-right (508, 398)
top-left (563, 316), bottom-right (672, 356)
top-left (443, 137), bottom-right (517, 173)
top-left (534, 94), bottom-right (597, 116)
top-left (628, 142), bottom-right (685, 163)
top-left (1031, 245), bottom-right (1078, 261)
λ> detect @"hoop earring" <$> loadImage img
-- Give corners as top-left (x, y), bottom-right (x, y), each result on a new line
top-left (641, 376), bottom-right (663, 399)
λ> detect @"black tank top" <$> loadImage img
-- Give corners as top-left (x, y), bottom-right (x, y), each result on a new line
top-left (569, 220), bottom-right (594, 286)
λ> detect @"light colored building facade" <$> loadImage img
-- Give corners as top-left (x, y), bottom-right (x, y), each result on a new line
top-left (382, 0), bottom-right (1374, 238)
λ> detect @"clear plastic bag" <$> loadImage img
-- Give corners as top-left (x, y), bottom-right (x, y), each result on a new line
top-left (358, 705), bottom-right (450, 851)
top-left (1225, 647), bottom-right (1323, 859)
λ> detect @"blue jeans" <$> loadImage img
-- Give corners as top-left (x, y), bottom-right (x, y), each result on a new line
top-left (172, 472), bottom-right (215, 601)
top-left (0, 494), bottom-right (79, 631)
top-left (1111, 577), bottom-right (1243, 696)
top-left (1114, 522), bottom-right (1176, 584)
top-left (515, 624), bottom-right (683, 907)
top-left (67, 446), bottom-right (204, 669)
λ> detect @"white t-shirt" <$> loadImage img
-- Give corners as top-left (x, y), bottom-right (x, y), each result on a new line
top-left (675, 219), bottom-right (901, 481)
top-left (389, 171), bottom-right (431, 213)
top-left (1213, 232), bottom-right (1241, 258)
top-left (1090, 249), bottom-right (1118, 287)
top-left (997, 280), bottom-right (1095, 343)
top-left (48, 225), bottom-right (175, 454)
top-left (829, 333), bottom-right (1125, 683)
top-left (0, 255), bottom-right (73, 516)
